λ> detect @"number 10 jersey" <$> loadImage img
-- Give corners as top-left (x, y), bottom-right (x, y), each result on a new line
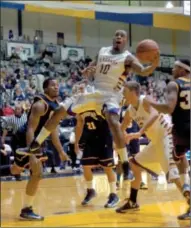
top-left (94, 46), bottom-right (131, 92)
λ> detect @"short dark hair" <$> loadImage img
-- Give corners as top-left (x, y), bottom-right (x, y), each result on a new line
top-left (179, 59), bottom-right (190, 67)
top-left (124, 81), bottom-right (140, 95)
top-left (43, 77), bottom-right (55, 90)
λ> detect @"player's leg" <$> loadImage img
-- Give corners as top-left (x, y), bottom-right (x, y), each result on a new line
top-left (116, 159), bottom-right (142, 213)
top-left (99, 137), bottom-right (119, 208)
top-left (81, 144), bottom-right (98, 205)
top-left (116, 142), bottom-right (158, 213)
top-left (20, 155), bottom-right (44, 220)
top-left (104, 111), bottom-right (130, 179)
top-left (173, 145), bottom-right (190, 220)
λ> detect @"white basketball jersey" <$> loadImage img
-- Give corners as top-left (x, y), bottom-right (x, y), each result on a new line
top-left (94, 46), bottom-right (131, 92)
top-left (128, 95), bottom-right (172, 142)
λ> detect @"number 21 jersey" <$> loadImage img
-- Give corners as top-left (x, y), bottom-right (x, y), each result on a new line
top-left (94, 46), bottom-right (131, 92)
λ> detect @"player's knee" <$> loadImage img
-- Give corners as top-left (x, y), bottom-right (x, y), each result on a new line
top-left (31, 167), bottom-right (43, 180)
top-left (105, 111), bottom-right (119, 128)
top-left (30, 159), bottom-right (43, 179)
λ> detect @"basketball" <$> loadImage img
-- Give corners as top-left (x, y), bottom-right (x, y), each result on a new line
top-left (136, 39), bottom-right (159, 63)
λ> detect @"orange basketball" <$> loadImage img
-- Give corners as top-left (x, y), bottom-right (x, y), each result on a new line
top-left (136, 39), bottom-right (159, 63)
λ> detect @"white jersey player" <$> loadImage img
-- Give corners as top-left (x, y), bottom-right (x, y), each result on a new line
top-left (116, 81), bottom-right (175, 213)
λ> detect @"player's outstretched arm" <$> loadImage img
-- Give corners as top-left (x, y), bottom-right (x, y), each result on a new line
top-left (146, 81), bottom-right (178, 114)
top-left (124, 53), bottom-right (160, 76)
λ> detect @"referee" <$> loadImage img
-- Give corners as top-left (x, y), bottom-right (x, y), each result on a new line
top-left (1, 103), bottom-right (27, 180)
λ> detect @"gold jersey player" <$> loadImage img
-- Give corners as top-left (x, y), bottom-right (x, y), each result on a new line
top-left (13, 78), bottom-right (68, 220)
top-left (75, 110), bottom-right (119, 208)
top-left (147, 59), bottom-right (190, 220)
top-left (17, 30), bottom-right (159, 186)
top-left (116, 81), bottom-right (173, 213)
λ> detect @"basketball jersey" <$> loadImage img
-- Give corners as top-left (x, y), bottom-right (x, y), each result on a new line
top-left (94, 46), bottom-right (131, 92)
top-left (128, 95), bottom-right (171, 142)
top-left (27, 94), bottom-right (59, 137)
top-left (80, 110), bottom-right (110, 141)
top-left (172, 77), bottom-right (190, 138)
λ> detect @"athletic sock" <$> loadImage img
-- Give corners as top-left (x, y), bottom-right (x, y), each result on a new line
top-left (129, 188), bottom-right (138, 203)
top-left (109, 182), bottom-right (117, 194)
top-left (23, 194), bottom-right (35, 208)
top-left (86, 181), bottom-right (94, 190)
top-left (180, 173), bottom-right (190, 186)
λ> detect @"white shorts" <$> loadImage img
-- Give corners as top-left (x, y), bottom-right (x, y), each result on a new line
top-left (61, 89), bottom-right (123, 115)
top-left (133, 133), bottom-right (173, 176)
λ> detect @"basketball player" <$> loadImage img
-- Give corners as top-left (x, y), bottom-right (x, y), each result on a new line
top-left (75, 110), bottom-right (119, 208)
top-left (146, 59), bottom-right (190, 220)
top-left (14, 77), bottom-right (68, 220)
top-left (18, 30), bottom-right (159, 184)
top-left (116, 81), bottom-right (173, 213)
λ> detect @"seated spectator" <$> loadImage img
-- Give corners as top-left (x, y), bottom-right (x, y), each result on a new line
top-left (13, 88), bottom-right (25, 102)
top-left (2, 102), bottom-right (14, 116)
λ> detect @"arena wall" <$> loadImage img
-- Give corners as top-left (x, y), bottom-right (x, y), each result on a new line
top-left (1, 8), bottom-right (190, 57)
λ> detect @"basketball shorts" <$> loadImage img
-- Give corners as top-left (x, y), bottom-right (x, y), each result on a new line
top-left (14, 152), bottom-right (48, 170)
top-left (127, 139), bottom-right (140, 157)
top-left (172, 128), bottom-right (190, 162)
top-left (80, 134), bottom-right (114, 168)
top-left (61, 89), bottom-right (123, 116)
top-left (132, 133), bottom-right (173, 177)
top-left (14, 130), bottom-right (48, 169)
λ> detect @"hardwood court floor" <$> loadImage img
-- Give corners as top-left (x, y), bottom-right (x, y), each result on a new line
top-left (1, 174), bottom-right (190, 227)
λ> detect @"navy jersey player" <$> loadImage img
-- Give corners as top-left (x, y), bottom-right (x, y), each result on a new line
top-left (14, 78), bottom-right (68, 220)
top-left (75, 110), bottom-right (119, 208)
top-left (147, 59), bottom-right (190, 220)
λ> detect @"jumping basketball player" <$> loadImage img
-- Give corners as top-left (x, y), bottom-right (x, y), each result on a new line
top-left (14, 78), bottom-right (68, 220)
top-left (116, 81), bottom-right (173, 213)
top-left (146, 59), bottom-right (190, 220)
top-left (75, 110), bottom-right (119, 208)
top-left (17, 30), bottom-right (159, 184)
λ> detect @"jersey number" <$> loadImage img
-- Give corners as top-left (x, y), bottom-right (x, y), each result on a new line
top-left (100, 64), bottom-right (110, 75)
top-left (87, 122), bottom-right (96, 130)
top-left (180, 91), bottom-right (190, 110)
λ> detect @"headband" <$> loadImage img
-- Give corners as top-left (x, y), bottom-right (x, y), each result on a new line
top-left (175, 60), bottom-right (190, 72)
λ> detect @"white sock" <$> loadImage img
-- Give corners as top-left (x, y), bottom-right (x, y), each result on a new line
top-left (86, 181), bottom-right (94, 189)
top-left (141, 171), bottom-right (148, 185)
top-left (180, 173), bottom-right (190, 186)
top-left (24, 194), bottom-right (35, 208)
top-left (36, 127), bottom-right (51, 145)
top-left (116, 147), bottom-right (128, 163)
top-left (109, 182), bottom-right (117, 194)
